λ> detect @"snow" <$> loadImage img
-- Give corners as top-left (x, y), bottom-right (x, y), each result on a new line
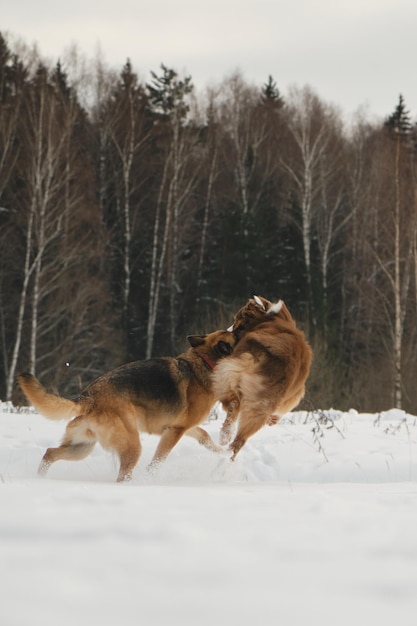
top-left (1, 402), bottom-right (417, 626)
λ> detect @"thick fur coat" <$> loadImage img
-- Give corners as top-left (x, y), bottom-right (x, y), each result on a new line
top-left (18, 330), bottom-right (236, 481)
top-left (213, 296), bottom-right (312, 459)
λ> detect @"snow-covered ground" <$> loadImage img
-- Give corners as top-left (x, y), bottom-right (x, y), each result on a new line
top-left (1, 402), bottom-right (417, 626)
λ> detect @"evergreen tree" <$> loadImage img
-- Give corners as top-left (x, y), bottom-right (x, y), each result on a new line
top-left (51, 61), bottom-right (72, 99)
top-left (146, 63), bottom-right (193, 121)
top-left (261, 75), bottom-right (284, 109)
top-left (385, 94), bottom-right (412, 136)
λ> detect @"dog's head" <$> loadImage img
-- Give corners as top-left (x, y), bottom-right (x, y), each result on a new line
top-left (187, 329), bottom-right (236, 365)
top-left (228, 295), bottom-right (294, 338)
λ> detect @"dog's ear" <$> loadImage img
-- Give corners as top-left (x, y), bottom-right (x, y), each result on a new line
top-left (187, 334), bottom-right (207, 347)
top-left (272, 300), bottom-right (294, 323)
top-left (216, 340), bottom-right (234, 356)
top-left (267, 300), bottom-right (283, 315)
top-left (253, 295), bottom-right (266, 310)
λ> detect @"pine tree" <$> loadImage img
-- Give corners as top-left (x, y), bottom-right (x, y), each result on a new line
top-left (146, 64), bottom-right (193, 120)
top-left (385, 94), bottom-right (411, 136)
top-left (261, 75), bottom-right (284, 109)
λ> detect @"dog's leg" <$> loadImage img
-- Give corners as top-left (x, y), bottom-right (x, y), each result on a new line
top-left (88, 415), bottom-right (141, 482)
top-left (147, 426), bottom-right (186, 472)
top-left (219, 398), bottom-right (240, 445)
top-left (38, 442), bottom-right (96, 476)
top-left (185, 426), bottom-right (223, 453)
top-left (38, 415), bottom-right (96, 476)
top-left (228, 410), bottom-right (267, 460)
top-left (102, 430), bottom-right (141, 483)
top-left (116, 439), bottom-right (141, 482)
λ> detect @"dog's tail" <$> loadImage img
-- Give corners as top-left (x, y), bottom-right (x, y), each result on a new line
top-left (17, 372), bottom-right (79, 421)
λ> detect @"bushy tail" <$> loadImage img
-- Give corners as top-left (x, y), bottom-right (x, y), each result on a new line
top-left (18, 372), bottom-right (79, 421)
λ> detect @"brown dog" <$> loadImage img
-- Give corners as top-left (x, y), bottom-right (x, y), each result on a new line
top-left (213, 296), bottom-right (312, 460)
top-left (18, 330), bottom-right (236, 482)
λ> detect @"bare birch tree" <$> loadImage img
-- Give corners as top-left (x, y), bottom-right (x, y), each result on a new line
top-left (353, 97), bottom-right (416, 409)
top-left (146, 65), bottom-right (196, 354)
top-left (0, 36), bottom-right (26, 394)
top-left (314, 115), bottom-right (352, 330)
top-left (281, 86), bottom-right (333, 323)
top-left (105, 61), bottom-right (151, 321)
top-left (196, 93), bottom-right (219, 292)
top-left (4, 60), bottom-right (116, 399)
top-left (382, 96), bottom-right (415, 408)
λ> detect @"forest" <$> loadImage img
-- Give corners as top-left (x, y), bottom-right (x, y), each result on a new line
top-left (1, 31), bottom-right (416, 412)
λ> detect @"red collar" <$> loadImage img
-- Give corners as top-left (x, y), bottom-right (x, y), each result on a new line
top-left (197, 353), bottom-right (216, 370)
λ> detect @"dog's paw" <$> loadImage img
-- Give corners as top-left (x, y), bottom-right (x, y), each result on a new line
top-left (210, 443), bottom-right (226, 454)
top-left (145, 459), bottom-right (162, 478)
top-left (217, 446), bottom-right (234, 460)
top-left (267, 415), bottom-right (280, 426)
top-left (219, 429), bottom-right (233, 445)
top-left (38, 459), bottom-right (51, 477)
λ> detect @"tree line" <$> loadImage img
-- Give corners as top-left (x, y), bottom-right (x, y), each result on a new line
top-left (1, 32), bottom-right (417, 412)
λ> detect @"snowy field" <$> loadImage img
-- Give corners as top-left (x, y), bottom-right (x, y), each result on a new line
top-left (1, 401), bottom-right (417, 626)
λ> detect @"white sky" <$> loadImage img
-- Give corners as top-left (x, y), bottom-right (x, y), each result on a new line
top-left (3, 0), bottom-right (417, 121)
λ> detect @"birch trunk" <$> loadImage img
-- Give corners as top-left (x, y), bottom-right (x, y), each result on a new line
top-left (197, 147), bottom-right (217, 289)
top-left (146, 158), bottom-right (171, 358)
top-left (393, 135), bottom-right (402, 408)
top-left (5, 203), bottom-right (35, 399)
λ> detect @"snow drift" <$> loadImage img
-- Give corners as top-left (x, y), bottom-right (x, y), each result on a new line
top-left (1, 403), bottom-right (417, 626)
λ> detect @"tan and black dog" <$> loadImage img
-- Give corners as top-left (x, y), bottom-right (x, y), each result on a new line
top-left (213, 296), bottom-right (312, 460)
top-left (18, 330), bottom-right (235, 482)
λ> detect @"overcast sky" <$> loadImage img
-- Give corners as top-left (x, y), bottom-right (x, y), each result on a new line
top-left (3, 0), bottom-right (417, 121)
